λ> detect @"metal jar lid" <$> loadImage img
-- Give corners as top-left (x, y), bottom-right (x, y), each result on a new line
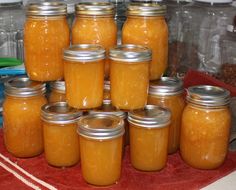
top-left (149, 77), bottom-right (184, 96)
top-left (63, 44), bottom-right (106, 62)
top-left (128, 105), bottom-right (171, 128)
top-left (4, 76), bottom-right (46, 97)
top-left (75, 2), bottom-right (114, 16)
top-left (26, 2), bottom-right (67, 16)
top-left (186, 85), bottom-right (230, 107)
top-left (41, 102), bottom-right (82, 124)
top-left (78, 114), bottom-right (125, 140)
top-left (49, 80), bottom-right (65, 93)
top-left (89, 103), bottom-right (127, 119)
top-left (109, 44), bottom-right (152, 62)
top-left (127, 3), bottom-right (166, 17)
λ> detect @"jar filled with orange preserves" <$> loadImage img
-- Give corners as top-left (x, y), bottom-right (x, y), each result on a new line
top-left (103, 80), bottom-right (111, 101)
top-left (128, 105), bottom-right (170, 171)
top-left (109, 44), bottom-right (151, 110)
top-left (180, 85), bottom-right (231, 170)
top-left (24, 2), bottom-right (70, 81)
top-left (78, 114), bottom-right (124, 186)
top-left (3, 76), bottom-right (47, 158)
top-left (122, 3), bottom-right (168, 80)
top-left (63, 44), bottom-right (105, 109)
top-left (48, 80), bottom-right (66, 103)
top-left (148, 77), bottom-right (185, 154)
top-left (72, 2), bottom-right (117, 78)
top-left (41, 102), bottom-right (82, 167)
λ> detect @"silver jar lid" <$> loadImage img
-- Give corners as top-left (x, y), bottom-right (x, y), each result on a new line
top-left (127, 3), bottom-right (166, 17)
top-left (78, 114), bottom-right (125, 140)
top-left (128, 105), bottom-right (171, 128)
top-left (26, 2), bottom-right (67, 16)
top-left (4, 76), bottom-right (46, 97)
top-left (186, 85), bottom-right (230, 107)
top-left (63, 44), bottom-right (106, 62)
top-left (75, 2), bottom-right (114, 16)
top-left (41, 102), bottom-right (82, 124)
top-left (89, 103), bottom-right (127, 119)
top-left (149, 77), bottom-right (183, 96)
top-left (109, 44), bottom-right (152, 62)
top-left (49, 80), bottom-right (65, 93)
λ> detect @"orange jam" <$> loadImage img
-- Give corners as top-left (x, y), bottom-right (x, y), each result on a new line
top-left (63, 44), bottom-right (105, 109)
top-left (103, 80), bottom-right (111, 101)
top-left (122, 4), bottom-right (168, 80)
top-left (48, 81), bottom-right (66, 103)
top-left (148, 77), bottom-right (185, 154)
top-left (3, 77), bottom-right (47, 158)
top-left (24, 2), bottom-right (70, 81)
top-left (109, 44), bottom-right (151, 110)
top-left (78, 114), bottom-right (124, 186)
top-left (128, 105), bottom-right (170, 171)
top-left (180, 85), bottom-right (231, 169)
top-left (72, 2), bottom-right (117, 78)
top-left (41, 102), bottom-right (82, 167)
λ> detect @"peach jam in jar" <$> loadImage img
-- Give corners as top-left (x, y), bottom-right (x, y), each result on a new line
top-left (3, 76), bottom-right (47, 158)
top-left (41, 102), bottom-right (82, 167)
top-left (78, 114), bottom-right (124, 186)
top-left (63, 44), bottom-right (105, 109)
top-left (128, 105), bottom-right (171, 171)
top-left (180, 85), bottom-right (231, 169)
top-left (48, 80), bottom-right (66, 103)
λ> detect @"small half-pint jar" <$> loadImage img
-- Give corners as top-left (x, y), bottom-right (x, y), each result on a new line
top-left (128, 105), bottom-right (171, 171)
top-left (63, 44), bottom-right (105, 109)
top-left (48, 80), bottom-right (66, 103)
top-left (41, 102), bottom-right (82, 167)
top-left (3, 76), bottom-right (47, 158)
top-left (109, 44), bottom-right (151, 110)
top-left (78, 114), bottom-right (124, 186)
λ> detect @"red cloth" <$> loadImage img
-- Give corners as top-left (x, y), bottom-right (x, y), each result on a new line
top-left (0, 129), bottom-right (236, 190)
top-left (183, 70), bottom-right (236, 96)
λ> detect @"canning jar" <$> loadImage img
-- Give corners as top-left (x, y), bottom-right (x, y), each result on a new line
top-left (128, 105), bottom-right (171, 171)
top-left (148, 77), bottom-right (185, 154)
top-left (41, 102), bottom-right (82, 167)
top-left (180, 85), bottom-right (231, 169)
top-left (48, 80), bottom-right (66, 103)
top-left (72, 2), bottom-right (117, 78)
top-left (78, 114), bottom-right (124, 186)
top-left (3, 76), bottom-right (47, 158)
top-left (109, 44), bottom-right (151, 110)
top-left (24, 2), bottom-right (70, 81)
top-left (122, 3), bottom-right (168, 80)
top-left (63, 44), bottom-right (105, 109)
top-left (103, 79), bottom-right (111, 101)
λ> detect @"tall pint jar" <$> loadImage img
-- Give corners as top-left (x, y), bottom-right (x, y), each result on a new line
top-left (24, 2), bottom-right (70, 81)
top-left (3, 76), bottom-right (47, 158)
top-left (109, 44), bottom-right (151, 110)
top-left (180, 85), bottom-right (231, 169)
top-left (148, 77), bottom-right (185, 154)
top-left (122, 3), bottom-right (168, 80)
top-left (63, 44), bottom-right (105, 109)
top-left (72, 2), bottom-right (117, 79)
top-left (78, 114), bottom-right (124, 186)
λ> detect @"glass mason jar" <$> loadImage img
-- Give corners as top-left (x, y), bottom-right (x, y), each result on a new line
top-left (3, 76), bottom-right (47, 158)
top-left (48, 80), bottom-right (66, 103)
top-left (103, 79), bottom-right (111, 101)
top-left (109, 44), bottom-right (151, 110)
top-left (78, 114), bottom-right (124, 186)
top-left (218, 25), bottom-right (236, 87)
top-left (181, 0), bottom-right (235, 76)
top-left (63, 44), bottom-right (105, 109)
top-left (148, 77), bottom-right (185, 154)
top-left (0, 0), bottom-right (25, 61)
top-left (122, 3), bottom-right (168, 80)
top-left (180, 85), bottom-right (231, 169)
top-left (128, 105), bottom-right (171, 171)
top-left (41, 102), bottom-right (82, 167)
top-left (72, 2), bottom-right (117, 79)
top-left (24, 2), bottom-right (70, 81)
